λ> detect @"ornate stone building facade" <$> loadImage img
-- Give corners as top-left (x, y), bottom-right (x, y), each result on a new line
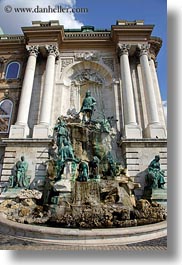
top-left (0, 20), bottom-right (167, 196)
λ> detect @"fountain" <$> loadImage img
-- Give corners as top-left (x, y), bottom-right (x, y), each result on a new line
top-left (0, 91), bottom-right (167, 244)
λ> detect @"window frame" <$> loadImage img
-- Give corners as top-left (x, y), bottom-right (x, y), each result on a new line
top-left (5, 61), bottom-right (21, 80)
top-left (0, 99), bottom-right (13, 133)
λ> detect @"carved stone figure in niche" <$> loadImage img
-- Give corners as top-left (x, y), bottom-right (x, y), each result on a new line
top-left (145, 155), bottom-right (165, 189)
top-left (77, 161), bottom-right (89, 182)
top-left (79, 90), bottom-right (96, 123)
top-left (9, 156), bottom-right (30, 188)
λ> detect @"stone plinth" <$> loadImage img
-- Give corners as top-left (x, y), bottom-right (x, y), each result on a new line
top-left (145, 124), bottom-right (167, 138)
top-left (32, 125), bottom-right (51, 138)
top-left (124, 124), bottom-right (142, 139)
top-left (9, 124), bottom-right (30, 138)
top-left (151, 188), bottom-right (167, 208)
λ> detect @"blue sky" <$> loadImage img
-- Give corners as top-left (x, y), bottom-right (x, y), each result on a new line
top-left (0, 0), bottom-right (167, 101)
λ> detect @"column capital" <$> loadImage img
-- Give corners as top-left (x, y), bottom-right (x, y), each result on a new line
top-left (26, 45), bottom-right (39, 57)
top-left (138, 44), bottom-right (150, 57)
top-left (117, 43), bottom-right (131, 56)
top-left (46, 45), bottom-right (59, 58)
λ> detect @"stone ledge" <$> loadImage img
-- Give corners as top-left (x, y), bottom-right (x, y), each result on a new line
top-left (0, 213), bottom-right (167, 246)
top-left (120, 138), bottom-right (167, 144)
top-left (2, 138), bottom-right (52, 144)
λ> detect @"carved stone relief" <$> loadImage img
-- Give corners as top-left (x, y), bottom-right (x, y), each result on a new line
top-left (61, 58), bottom-right (74, 71)
top-left (72, 69), bottom-right (103, 86)
top-left (74, 52), bottom-right (99, 61)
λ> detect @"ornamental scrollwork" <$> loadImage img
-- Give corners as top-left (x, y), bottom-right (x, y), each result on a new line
top-left (138, 44), bottom-right (150, 57)
top-left (117, 43), bottom-right (131, 56)
top-left (46, 45), bottom-right (59, 58)
top-left (26, 45), bottom-right (39, 57)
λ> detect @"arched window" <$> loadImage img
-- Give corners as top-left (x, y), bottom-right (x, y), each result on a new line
top-left (5, 61), bottom-right (20, 79)
top-left (0, 99), bottom-right (13, 133)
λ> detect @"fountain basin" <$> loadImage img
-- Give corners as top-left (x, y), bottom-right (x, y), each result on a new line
top-left (0, 213), bottom-right (167, 246)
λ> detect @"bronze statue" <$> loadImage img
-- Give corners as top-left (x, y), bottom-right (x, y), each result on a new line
top-left (79, 90), bottom-right (96, 123)
top-left (145, 155), bottom-right (165, 189)
top-left (54, 117), bottom-right (69, 150)
top-left (9, 156), bottom-right (30, 188)
top-left (89, 156), bottom-right (100, 180)
top-left (77, 161), bottom-right (89, 182)
top-left (59, 140), bottom-right (75, 162)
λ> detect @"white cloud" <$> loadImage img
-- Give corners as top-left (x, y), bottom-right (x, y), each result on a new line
top-left (162, 100), bottom-right (167, 123)
top-left (0, 0), bottom-right (83, 34)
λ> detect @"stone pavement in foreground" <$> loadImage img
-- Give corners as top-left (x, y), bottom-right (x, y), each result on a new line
top-left (0, 233), bottom-right (167, 251)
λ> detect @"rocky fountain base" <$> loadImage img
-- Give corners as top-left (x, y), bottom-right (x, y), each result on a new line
top-left (0, 177), bottom-right (167, 229)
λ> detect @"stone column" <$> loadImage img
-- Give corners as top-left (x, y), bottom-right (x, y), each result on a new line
top-left (150, 58), bottom-right (167, 127)
top-left (9, 45), bottom-right (39, 138)
top-left (113, 80), bottom-right (121, 132)
top-left (33, 45), bottom-right (59, 138)
top-left (138, 44), bottom-right (166, 138)
top-left (118, 43), bottom-right (142, 138)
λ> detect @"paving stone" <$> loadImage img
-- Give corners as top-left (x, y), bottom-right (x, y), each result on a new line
top-left (0, 233), bottom-right (167, 250)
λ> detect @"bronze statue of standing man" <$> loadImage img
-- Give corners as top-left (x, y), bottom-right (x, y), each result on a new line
top-left (79, 90), bottom-right (96, 123)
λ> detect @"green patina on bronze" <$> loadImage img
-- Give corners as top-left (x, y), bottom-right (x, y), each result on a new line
top-left (9, 156), bottom-right (30, 189)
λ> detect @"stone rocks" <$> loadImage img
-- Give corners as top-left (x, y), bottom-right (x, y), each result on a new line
top-left (48, 198), bottom-right (166, 229)
top-left (17, 189), bottom-right (42, 199)
top-left (100, 179), bottom-right (136, 209)
top-left (134, 199), bottom-right (167, 225)
top-left (72, 181), bottom-right (100, 206)
top-left (0, 179), bottom-right (167, 229)
top-left (0, 189), bottom-right (50, 224)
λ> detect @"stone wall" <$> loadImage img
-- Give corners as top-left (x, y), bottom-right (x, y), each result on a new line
top-left (0, 139), bottom-right (51, 192)
top-left (120, 139), bottom-right (167, 197)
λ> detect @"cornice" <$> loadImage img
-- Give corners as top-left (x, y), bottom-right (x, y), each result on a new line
top-left (22, 25), bottom-right (64, 45)
top-left (149, 37), bottom-right (162, 58)
top-left (0, 23), bottom-right (162, 57)
top-left (111, 24), bottom-right (154, 43)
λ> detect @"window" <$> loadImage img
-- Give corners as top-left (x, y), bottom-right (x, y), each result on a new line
top-left (0, 99), bottom-right (13, 133)
top-left (5, 61), bottom-right (20, 79)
